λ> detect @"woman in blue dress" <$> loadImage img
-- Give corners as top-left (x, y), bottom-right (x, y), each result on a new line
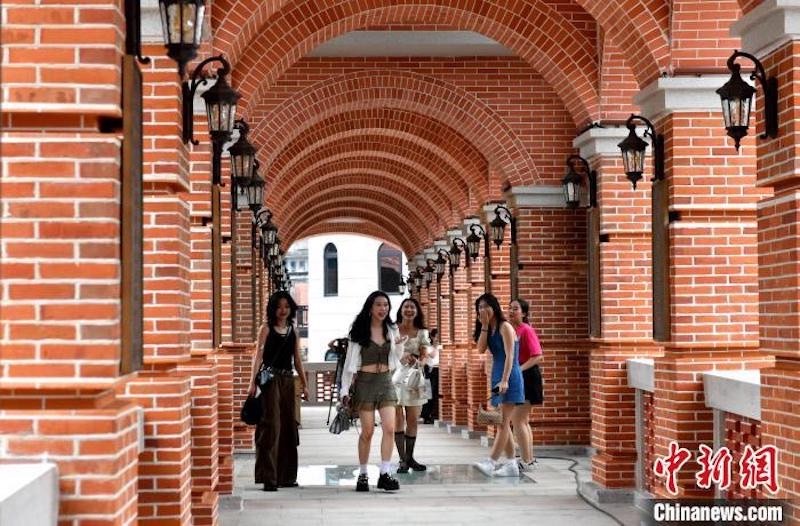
top-left (472, 293), bottom-right (526, 477)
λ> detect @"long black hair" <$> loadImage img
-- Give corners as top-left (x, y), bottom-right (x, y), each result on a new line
top-left (473, 292), bottom-right (506, 342)
top-left (512, 297), bottom-right (530, 324)
top-left (349, 290), bottom-right (395, 346)
top-left (266, 290), bottom-right (298, 329)
top-left (396, 298), bottom-right (426, 330)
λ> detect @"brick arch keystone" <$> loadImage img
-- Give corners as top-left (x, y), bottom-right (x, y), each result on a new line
top-left (220, 2), bottom-right (599, 126)
top-left (271, 169), bottom-right (458, 230)
top-left (250, 69), bottom-right (532, 188)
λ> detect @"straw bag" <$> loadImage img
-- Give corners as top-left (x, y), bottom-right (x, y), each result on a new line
top-left (476, 402), bottom-right (502, 426)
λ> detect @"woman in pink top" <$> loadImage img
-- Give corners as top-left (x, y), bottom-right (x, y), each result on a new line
top-left (508, 298), bottom-right (543, 467)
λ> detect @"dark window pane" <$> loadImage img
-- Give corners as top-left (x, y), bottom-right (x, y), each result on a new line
top-left (377, 243), bottom-right (402, 293)
top-left (324, 243), bottom-right (338, 296)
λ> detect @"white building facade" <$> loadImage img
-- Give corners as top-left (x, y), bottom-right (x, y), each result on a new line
top-left (297, 234), bottom-right (407, 363)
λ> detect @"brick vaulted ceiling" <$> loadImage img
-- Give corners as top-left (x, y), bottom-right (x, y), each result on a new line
top-left (206, 0), bottom-right (746, 253)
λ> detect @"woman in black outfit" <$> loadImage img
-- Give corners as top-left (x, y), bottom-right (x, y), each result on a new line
top-left (248, 291), bottom-right (309, 491)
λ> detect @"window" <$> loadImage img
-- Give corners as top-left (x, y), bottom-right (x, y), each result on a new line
top-left (324, 243), bottom-right (338, 296)
top-left (377, 243), bottom-right (402, 293)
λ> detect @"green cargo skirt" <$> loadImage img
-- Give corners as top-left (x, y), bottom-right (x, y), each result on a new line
top-left (351, 370), bottom-right (397, 412)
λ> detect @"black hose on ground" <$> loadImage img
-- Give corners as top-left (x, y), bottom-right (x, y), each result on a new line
top-left (535, 455), bottom-right (628, 526)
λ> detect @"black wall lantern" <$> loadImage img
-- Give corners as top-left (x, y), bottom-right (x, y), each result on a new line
top-left (398, 277), bottom-right (407, 295)
top-left (466, 224), bottom-right (485, 261)
top-left (182, 55), bottom-right (240, 149)
top-left (563, 155), bottom-right (598, 208)
top-left (413, 268), bottom-right (424, 290)
top-left (717, 50), bottom-right (779, 151)
top-left (246, 161), bottom-right (265, 213)
top-left (158, 0), bottom-right (206, 77)
top-left (490, 205), bottom-right (515, 248)
top-left (424, 259), bottom-right (435, 288)
top-left (435, 249), bottom-right (449, 280)
top-left (617, 114), bottom-right (664, 190)
top-left (450, 237), bottom-right (468, 269)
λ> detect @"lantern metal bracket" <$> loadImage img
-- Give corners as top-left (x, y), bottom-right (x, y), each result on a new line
top-left (125, 0), bottom-right (151, 65)
top-left (727, 50), bottom-right (779, 142)
top-left (566, 155), bottom-right (597, 208)
top-left (182, 55), bottom-right (232, 146)
top-left (624, 114), bottom-right (664, 188)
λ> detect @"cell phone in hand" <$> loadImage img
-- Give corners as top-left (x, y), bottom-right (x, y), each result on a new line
top-left (491, 385), bottom-right (500, 394)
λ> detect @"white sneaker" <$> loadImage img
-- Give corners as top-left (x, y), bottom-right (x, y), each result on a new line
top-left (517, 460), bottom-right (536, 472)
top-left (473, 459), bottom-right (496, 476)
top-left (492, 460), bottom-right (520, 477)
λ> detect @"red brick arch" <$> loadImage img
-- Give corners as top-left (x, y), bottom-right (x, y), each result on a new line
top-left (266, 129), bottom-right (477, 213)
top-left (576, 0), bottom-right (669, 84)
top-left (267, 138), bottom-right (477, 216)
top-left (281, 184), bottom-right (441, 245)
top-left (295, 223), bottom-right (410, 253)
top-left (271, 169), bottom-right (458, 231)
top-left (250, 70), bottom-right (531, 188)
top-left (219, 2), bottom-right (600, 127)
top-left (260, 107), bottom-right (486, 197)
top-left (281, 203), bottom-right (421, 253)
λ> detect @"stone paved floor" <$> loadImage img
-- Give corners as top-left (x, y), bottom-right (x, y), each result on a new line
top-left (221, 406), bottom-right (641, 526)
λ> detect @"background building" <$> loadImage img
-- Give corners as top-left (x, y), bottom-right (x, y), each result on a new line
top-left (295, 234), bottom-right (406, 362)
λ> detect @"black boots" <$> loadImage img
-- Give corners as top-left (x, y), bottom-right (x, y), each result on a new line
top-left (395, 431), bottom-right (409, 473)
top-left (377, 472), bottom-right (400, 491)
top-left (404, 435), bottom-right (427, 472)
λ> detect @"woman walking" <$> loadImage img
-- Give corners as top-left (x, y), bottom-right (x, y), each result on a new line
top-left (248, 291), bottom-right (309, 491)
top-left (472, 293), bottom-right (527, 477)
top-left (340, 291), bottom-right (407, 492)
top-left (393, 298), bottom-right (431, 473)
top-left (506, 298), bottom-right (542, 470)
top-left (420, 327), bottom-right (440, 424)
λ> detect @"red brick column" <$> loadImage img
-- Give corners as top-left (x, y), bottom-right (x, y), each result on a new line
top-left (637, 78), bottom-right (771, 498)
top-left (226, 343), bottom-right (257, 452)
top-left (463, 219), bottom-right (486, 429)
top-left (0, 1), bottom-right (142, 513)
top-left (569, 129), bottom-right (662, 487)
top-left (734, 5), bottom-right (800, 520)
top-left (507, 187), bottom-right (592, 445)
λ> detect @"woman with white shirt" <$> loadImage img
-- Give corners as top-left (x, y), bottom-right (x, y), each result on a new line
top-left (420, 327), bottom-right (440, 424)
top-left (340, 291), bottom-right (408, 492)
top-left (393, 298), bottom-right (431, 473)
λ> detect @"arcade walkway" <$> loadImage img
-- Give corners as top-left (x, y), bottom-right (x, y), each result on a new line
top-left (220, 407), bottom-right (639, 526)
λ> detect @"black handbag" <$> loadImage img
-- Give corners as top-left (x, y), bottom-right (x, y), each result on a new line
top-left (240, 394), bottom-right (262, 425)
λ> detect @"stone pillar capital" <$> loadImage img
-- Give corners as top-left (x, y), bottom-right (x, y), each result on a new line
top-left (506, 185), bottom-right (564, 209)
top-left (634, 75), bottom-right (729, 121)
top-left (573, 127), bottom-right (630, 159)
top-left (732, 0), bottom-right (800, 58)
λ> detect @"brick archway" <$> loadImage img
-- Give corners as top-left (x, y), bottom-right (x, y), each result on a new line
top-left (251, 70), bottom-right (529, 189)
top-left (281, 183), bottom-right (440, 244)
top-left (262, 107), bottom-right (486, 200)
top-left (292, 224), bottom-right (410, 253)
top-left (283, 204), bottom-right (420, 253)
top-left (220, 2), bottom-right (600, 126)
top-left (272, 170), bottom-right (459, 232)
